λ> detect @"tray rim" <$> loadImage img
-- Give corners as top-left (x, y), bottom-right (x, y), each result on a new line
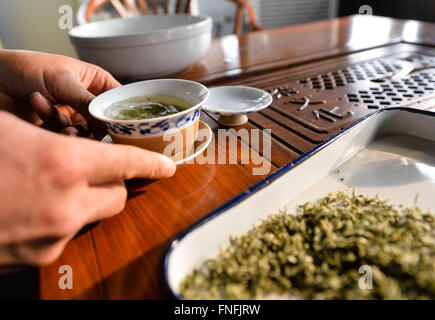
top-left (162, 107), bottom-right (435, 299)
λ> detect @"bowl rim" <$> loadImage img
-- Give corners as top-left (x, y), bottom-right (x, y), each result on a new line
top-left (89, 79), bottom-right (209, 124)
top-left (202, 85), bottom-right (273, 115)
top-left (69, 14), bottom-right (212, 47)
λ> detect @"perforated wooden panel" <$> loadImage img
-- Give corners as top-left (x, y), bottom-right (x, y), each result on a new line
top-left (223, 46), bottom-right (435, 156)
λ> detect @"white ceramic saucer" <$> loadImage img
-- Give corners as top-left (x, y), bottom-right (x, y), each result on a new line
top-left (202, 86), bottom-right (273, 126)
top-left (101, 120), bottom-right (213, 165)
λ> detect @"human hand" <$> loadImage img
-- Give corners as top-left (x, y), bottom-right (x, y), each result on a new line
top-left (0, 112), bottom-right (176, 266)
top-left (0, 50), bottom-right (120, 137)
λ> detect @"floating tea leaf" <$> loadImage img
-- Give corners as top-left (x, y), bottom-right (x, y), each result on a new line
top-left (105, 95), bottom-right (190, 120)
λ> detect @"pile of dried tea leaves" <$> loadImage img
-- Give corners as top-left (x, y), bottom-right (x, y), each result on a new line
top-left (180, 191), bottom-right (435, 299)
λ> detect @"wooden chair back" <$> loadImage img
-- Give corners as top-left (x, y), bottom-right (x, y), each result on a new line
top-left (229, 0), bottom-right (263, 34)
top-left (84, 0), bottom-right (263, 34)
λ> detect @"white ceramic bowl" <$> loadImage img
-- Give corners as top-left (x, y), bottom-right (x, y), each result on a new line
top-left (69, 15), bottom-right (212, 80)
top-left (89, 79), bottom-right (209, 157)
top-left (202, 86), bottom-right (273, 126)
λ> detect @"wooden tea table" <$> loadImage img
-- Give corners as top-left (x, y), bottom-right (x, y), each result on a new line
top-left (38, 15), bottom-right (435, 299)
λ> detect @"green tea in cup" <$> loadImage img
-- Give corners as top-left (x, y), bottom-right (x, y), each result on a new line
top-left (105, 95), bottom-right (191, 120)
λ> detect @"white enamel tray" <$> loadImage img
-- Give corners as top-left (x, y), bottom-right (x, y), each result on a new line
top-left (163, 108), bottom-right (435, 299)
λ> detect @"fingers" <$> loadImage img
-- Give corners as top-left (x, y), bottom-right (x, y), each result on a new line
top-left (60, 112), bottom-right (89, 137)
top-left (2, 181), bottom-right (127, 266)
top-left (85, 69), bottom-right (120, 139)
top-left (57, 105), bottom-right (77, 119)
top-left (87, 68), bottom-right (121, 95)
top-left (70, 112), bottom-right (90, 136)
top-left (30, 92), bottom-right (85, 136)
top-left (0, 92), bottom-right (40, 124)
top-left (54, 67), bottom-right (120, 119)
top-left (51, 73), bottom-right (96, 120)
top-left (30, 92), bottom-right (71, 131)
top-left (81, 181), bottom-right (127, 225)
top-left (60, 126), bottom-right (79, 136)
top-left (30, 94), bottom-right (90, 136)
top-left (76, 139), bottom-right (177, 185)
top-left (33, 64), bottom-right (119, 137)
top-left (50, 73), bottom-right (109, 137)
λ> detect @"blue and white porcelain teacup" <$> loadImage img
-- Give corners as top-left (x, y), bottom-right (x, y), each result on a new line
top-left (89, 79), bottom-right (209, 158)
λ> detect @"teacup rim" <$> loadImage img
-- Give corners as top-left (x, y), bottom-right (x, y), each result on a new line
top-left (89, 79), bottom-right (209, 124)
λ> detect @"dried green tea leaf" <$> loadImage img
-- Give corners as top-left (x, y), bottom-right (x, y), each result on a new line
top-left (180, 191), bottom-right (435, 299)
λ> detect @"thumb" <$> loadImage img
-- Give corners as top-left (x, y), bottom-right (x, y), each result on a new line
top-left (49, 73), bottom-right (108, 137)
top-left (50, 73), bottom-right (95, 119)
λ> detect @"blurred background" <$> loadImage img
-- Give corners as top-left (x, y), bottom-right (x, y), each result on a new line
top-left (0, 0), bottom-right (434, 57)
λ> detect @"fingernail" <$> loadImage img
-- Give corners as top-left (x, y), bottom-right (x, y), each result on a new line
top-left (29, 92), bottom-right (42, 100)
top-left (73, 123), bottom-right (88, 137)
top-left (29, 92), bottom-right (53, 118)
top-left (162, 155), bottom-right (177, 176)
top-left (58, 113), bottom-right (72, 127)
top-left (61, 126), bottom-right (79, 136)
